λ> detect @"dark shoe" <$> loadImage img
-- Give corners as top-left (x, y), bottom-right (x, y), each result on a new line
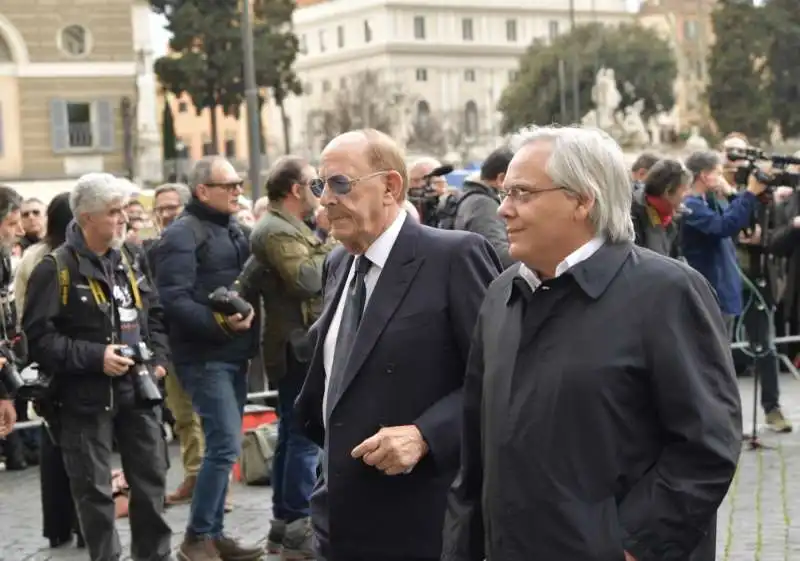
top-left (178, 535), bottom-right (222, 561)
top-left (48, 535), bottom-right (73, 548)
top-left (280, 518), bottom-right (313, 561)
top-left (4, 457), bottom-right (27, 470)
top-left (214, 535), bottom-right (263, 561)
top-left (266, 519), bottom-right (285, 555)
top-left (166, 475), bottom-right (197, 506)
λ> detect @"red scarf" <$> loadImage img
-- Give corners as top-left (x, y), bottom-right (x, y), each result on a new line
top-left (646, 195), bottom-right (673, 227)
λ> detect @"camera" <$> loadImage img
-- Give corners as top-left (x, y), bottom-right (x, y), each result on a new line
top-left (408, 164), bottom-right (454, 227)
top-left (0, 339), bottom-right (23, 398)
top-left (208, 286), bottom-right (253, 317)
top-left (115, 342), bottom-right (162, 406)
top-left (726, 149), bottom-right (800, 190)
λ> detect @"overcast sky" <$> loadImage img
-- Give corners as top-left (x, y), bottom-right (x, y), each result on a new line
top-left (149, 0), bottom-right (642, 57)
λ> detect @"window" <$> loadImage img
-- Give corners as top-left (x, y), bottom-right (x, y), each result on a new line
top-left (462, 18), bottom-right (474, 41)
top-left (59, 24), bottom-right (91, 57)
top-left (178, 101), bottom-right (188, 113)
top-left (202, 139), bottom-right (214, 156)
top-left (304, 82), bottom-right (313, 95)
top-left (548, 20), bottom-right (559, 41)
top-left (416, 100), bottom-right (431, 125)
top-left (337, 25), bottom-right (345, 48)
top-left (464, 101), bottom-right (479, 137)
top-left (506, 19), bottom-right (517, 42)
top-left (684, 20), bottom-right (698, 40)
top-left (319, 30), bottom-right (326, 52)
top-left (225, 138), bottom-right (236, 158)
top-left (464, 69), bottom-right (476, 82)
top-left (364, 20), bottom-right (372, 43)
top-left (415, 68), bottom-right (428, 82)
top-left (0, 36), bottom-right (11, 62)
top-left (49, 99), bottom-right (115, 153)
top-left (414, 16), bottom-right (426, 39)
top-left (322, 80), bottom-right (331, 92)
top-left (300, 34), bottom-right (308, 53)
top-left (508, 69), bottom-right (519, 82)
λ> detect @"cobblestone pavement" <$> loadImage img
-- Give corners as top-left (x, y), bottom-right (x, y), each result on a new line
top-left (2, 375), bottom-right (800, 560)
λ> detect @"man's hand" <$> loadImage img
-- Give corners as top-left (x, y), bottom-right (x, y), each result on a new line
top-left (154, 365), bottom-right (167, 379)
top-left (224, 308), bottom-right (255, 332)
top-left (624, 551), bottom-right (637, 561)
top-left (103, 345), bottom-right (134, 376)
top-left (0, 398), bottom-right (17, 438)
top-left (774, 186), bottom-right (794, 204)
top-left (746, 170), bottom-right (769, 196)
top-left (738, 224), bottom-right (762, 245)
top-left (351, 425), bottom-right (429, 476)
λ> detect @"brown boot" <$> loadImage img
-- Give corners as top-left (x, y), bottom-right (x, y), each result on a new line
top-left (214, 535), bottom-right (263, 561)
top-left (178, 535), bottom-right (221, 561)
top-left (167, 475), bottom-right (197, 507)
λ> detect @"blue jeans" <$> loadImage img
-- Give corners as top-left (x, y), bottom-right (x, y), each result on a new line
top-left (271, 357), bottom-right (320, 523)
top-left (175, 360), bottom-right (248, 538)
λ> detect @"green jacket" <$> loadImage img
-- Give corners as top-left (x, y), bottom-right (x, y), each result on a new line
top-left (243, 205), bottom-right (336, 382)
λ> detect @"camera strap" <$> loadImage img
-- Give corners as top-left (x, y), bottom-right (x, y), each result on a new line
top-left (52, 247), bottom-right (142, 310)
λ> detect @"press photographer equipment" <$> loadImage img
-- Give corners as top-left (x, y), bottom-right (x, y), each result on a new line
top-left (116, 342), bottom-right (162, 406)
top-left (726, 148), bottom-right (800, 191)
top-left (208, 286), bottom-right (253, 317)
top-left (408, 164), bottom-right (453, 227)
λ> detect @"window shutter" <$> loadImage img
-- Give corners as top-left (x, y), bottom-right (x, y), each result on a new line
top-left (50, 99), bottom-right (69, 153)
top-left (96, 100), bottom-right (114, 151)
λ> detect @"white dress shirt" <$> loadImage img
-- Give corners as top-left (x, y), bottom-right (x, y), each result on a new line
top-left (322, 209), bottom-right (408, 421)
top-left (518, 236), bottom-right (605, 292)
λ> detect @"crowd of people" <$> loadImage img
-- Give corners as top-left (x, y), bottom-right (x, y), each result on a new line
top-left (0, 123), bottom-right (793, 561)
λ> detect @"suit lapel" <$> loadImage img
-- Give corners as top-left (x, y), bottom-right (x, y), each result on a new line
top-left (329, 219), bottom-right (423, 414)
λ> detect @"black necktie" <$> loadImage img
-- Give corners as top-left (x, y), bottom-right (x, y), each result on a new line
top-left (326, 256), bottom-right (372, 420)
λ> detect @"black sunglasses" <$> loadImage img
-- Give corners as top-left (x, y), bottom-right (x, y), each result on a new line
top-left (310, 171), bottom-right (388, 197)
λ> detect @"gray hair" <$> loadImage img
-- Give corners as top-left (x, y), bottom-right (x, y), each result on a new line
top-left (70, 173), bottom-right (132, 217)
top-left (154, 182), bottom-right (191, 205)
top-left (189, 156), bottom-right (227, 194)
top-left (510, 125), bottom-right (635, 243)
top-left (685, 150), bottom-right (722, 180)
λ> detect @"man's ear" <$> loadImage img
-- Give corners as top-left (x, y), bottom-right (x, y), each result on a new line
top-left (385, 170), bottom-right (404, 202)
top-left (496, 172), bottom-right (506, 186)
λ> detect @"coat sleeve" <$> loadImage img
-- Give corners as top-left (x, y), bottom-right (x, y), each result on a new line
top-left (618, 268), bottom-right (742, 561)
top-left (413, 235), bottom-right (501, 472)
top-left (153, 223), bottom-right (234, 342)
top-left (682, 192), bottom-right (757, 238)
top-left (137, 248), bottom-right (170, 369)
top-left (23, 257), bottom-right (106, 376)
top-left (442, 307), bottom-right (487, 561)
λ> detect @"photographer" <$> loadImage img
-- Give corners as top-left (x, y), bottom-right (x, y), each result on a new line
top-left (631, 158), bottom-right (690, 257)
top-left (408, 157), bottom-right (450, 226)
top-left (0, 184), bottom-right (23, 439)
top-left (23, 173), bottom-right (172, 561)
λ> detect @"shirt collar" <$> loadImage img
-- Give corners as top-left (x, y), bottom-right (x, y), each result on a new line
top-left (363, 209), bottom-right (407, 269)
top-left (518, 236), bottom-right (606, 292)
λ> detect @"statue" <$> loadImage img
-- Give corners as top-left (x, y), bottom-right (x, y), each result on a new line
top-left (685, 126), bottom-right (709, 151)
top-left (581, 109), bottom-right (598, 129)
top-left (648, 116), bottom-right (661, 147)
top-left (591, 68), bottom-right (623, 132)
top-left (621, 100), bottom-right (650, 148)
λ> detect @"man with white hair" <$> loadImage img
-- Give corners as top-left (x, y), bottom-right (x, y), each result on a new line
top-left (444, 126), bottom-right (742, 561)
top-left (23, 173), bottom-right (173, 561)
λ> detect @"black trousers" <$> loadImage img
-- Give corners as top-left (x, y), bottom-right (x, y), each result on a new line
top-left (59, 404), bottom-right (171, 561)
top-left (741, 300), bottom-right (781, 413)
top-left (39, 426), bottom-right (80, 542)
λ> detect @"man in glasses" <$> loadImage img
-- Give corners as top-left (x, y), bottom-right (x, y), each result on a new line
top-left (295, 129), bottom-right (501, 561)
top-left (152, 157), bottom-right (262, 561)
top-left (19, 197), bottom-right (46, 252)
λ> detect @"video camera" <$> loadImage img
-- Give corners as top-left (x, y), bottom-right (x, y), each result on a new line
top-left (407, 164), bottom-right (454, 206)
top-left (726, 148), bottom-right (800, 190)
top-left (115, 342), bottom-right (162, 407)
top-left (208, 286), bottom-right (253, 317)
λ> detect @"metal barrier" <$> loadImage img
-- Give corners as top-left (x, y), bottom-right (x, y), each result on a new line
top-left (4, 389), bottom-right (279, 433)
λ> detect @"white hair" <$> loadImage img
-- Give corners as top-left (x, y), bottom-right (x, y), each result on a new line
top-left (409, 157), bottom-right (441, 173)
top-left (70, 173), bottom-right (132, 217)
top-left (509, 125), bottom-right (635, 243)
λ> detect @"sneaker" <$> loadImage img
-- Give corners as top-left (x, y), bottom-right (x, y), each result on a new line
top-left (214, 535), bottom-right (264, 561)
top-left (178, 535), bottom-right (222, 561)
top-left (266, 520), bottom-right (285, 555)
top-left (281, 518), bottom-right (314, 561)
top-left (167, 475), bottom-right (197, 507)
top-left (766, 408), bottom-right (793, 433)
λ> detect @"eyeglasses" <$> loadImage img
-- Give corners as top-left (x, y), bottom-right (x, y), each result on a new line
top-left (502, 185), bottom-right (567, 204)
top-left (204, 181), bottom-right (244, 192)
top-left (310, 171), bottom-right (389, 197)
top-left (22, 209), bottom-right (41, 218)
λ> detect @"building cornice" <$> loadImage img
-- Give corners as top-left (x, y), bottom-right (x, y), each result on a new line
top-left (0, 62), bottom-right (136, 78)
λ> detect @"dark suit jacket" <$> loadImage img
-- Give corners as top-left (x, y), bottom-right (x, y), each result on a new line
top-left (295, 216), bottom-right (501, 560)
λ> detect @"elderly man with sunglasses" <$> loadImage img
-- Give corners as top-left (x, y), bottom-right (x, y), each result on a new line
top-left (152, 157), bottom-right (262, 561)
